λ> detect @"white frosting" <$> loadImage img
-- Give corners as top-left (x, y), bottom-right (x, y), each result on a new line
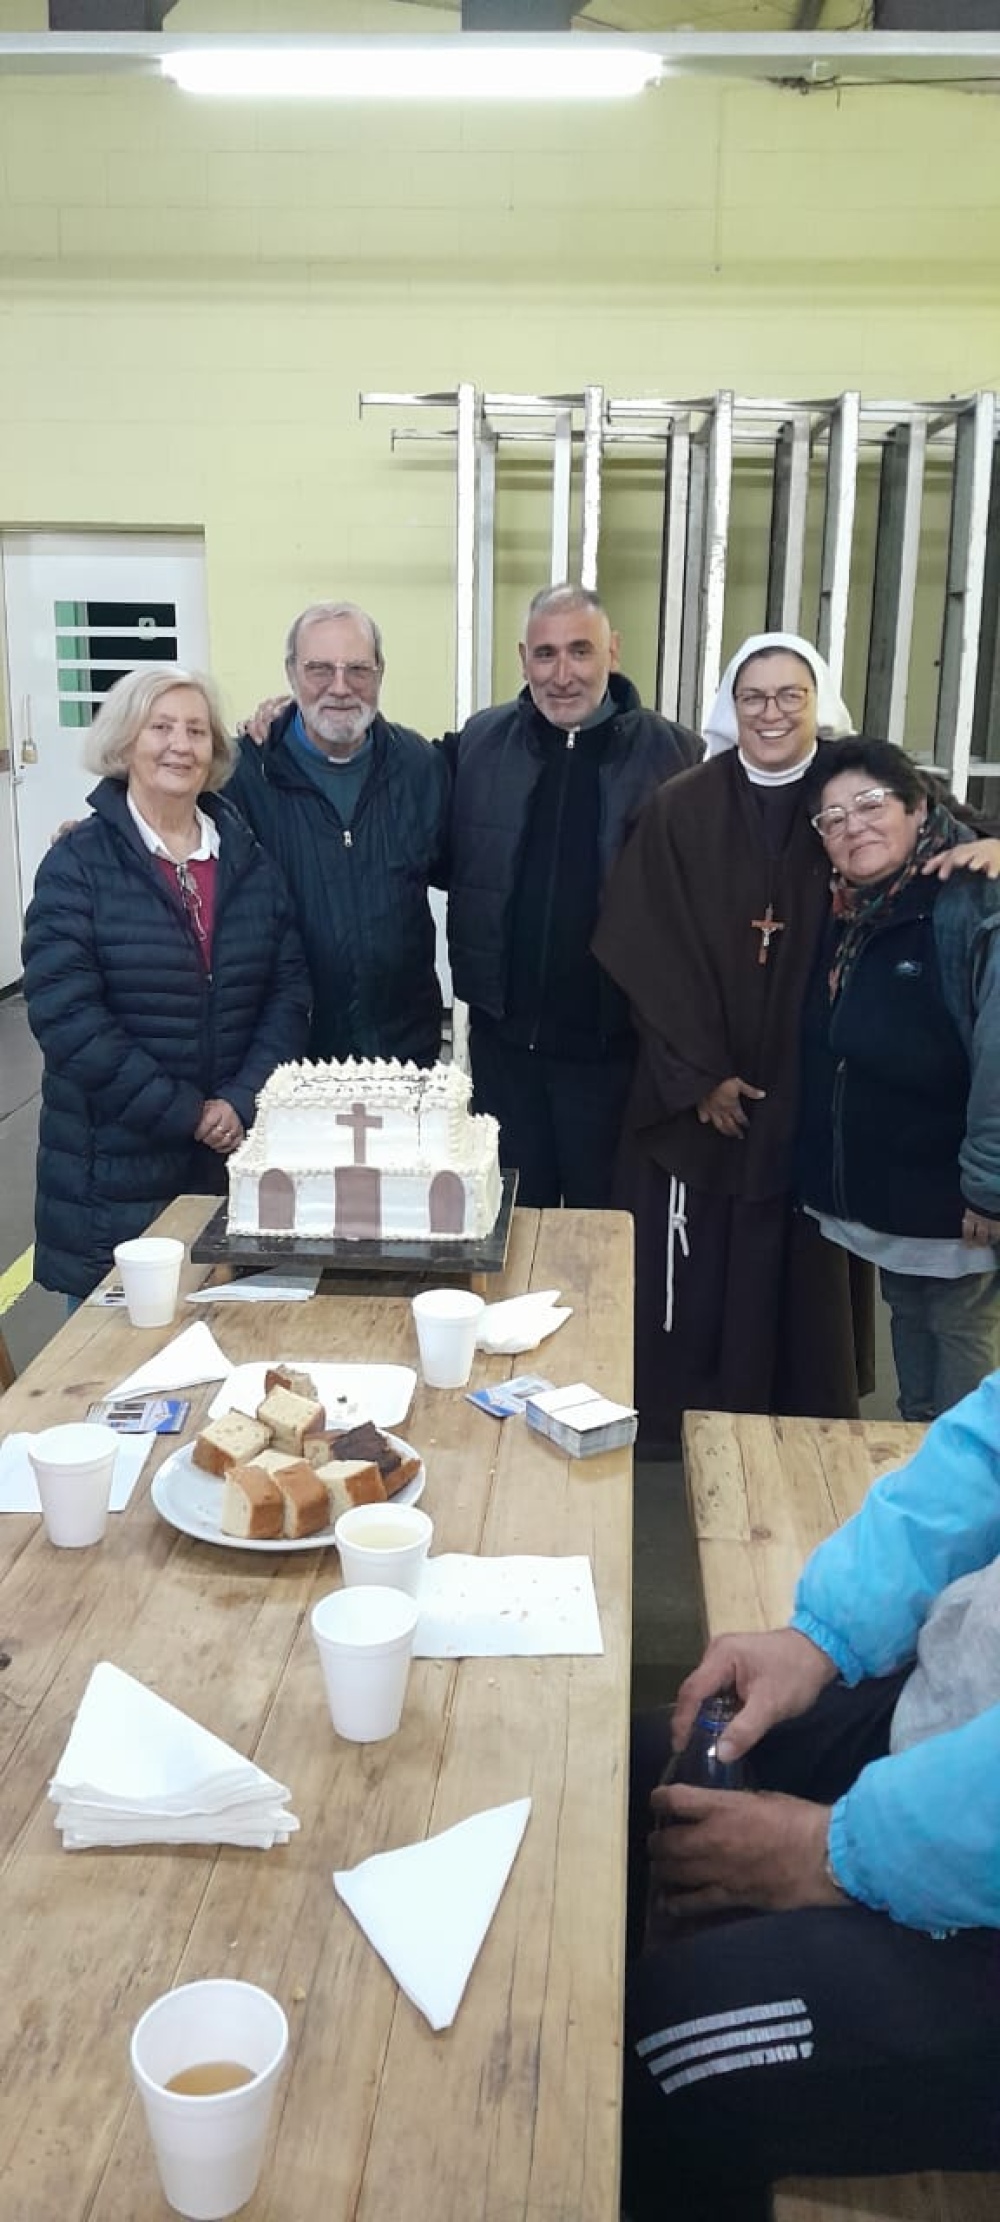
top-left (227, 1058), bottom-right (502, 1243)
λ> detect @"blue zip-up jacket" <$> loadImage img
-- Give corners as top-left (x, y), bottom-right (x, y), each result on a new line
top-left (227, 709), bottom-right (449, 1065)
top-left (791, 1372), bottom-right (1000, 1932)
top-left (23, 778), bottom-right (311, 1297)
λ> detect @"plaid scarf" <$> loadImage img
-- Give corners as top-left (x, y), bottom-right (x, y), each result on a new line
top-left (827, 803), bottom-right (954, 1004)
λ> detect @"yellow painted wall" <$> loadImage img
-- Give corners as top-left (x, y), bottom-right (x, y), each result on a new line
top-left (0, 0), bottom-right (998, 732)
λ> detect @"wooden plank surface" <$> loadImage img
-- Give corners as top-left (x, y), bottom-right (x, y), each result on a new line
top-left (682, 1409), bottom-right (995, 2222)
top-left (0, 1198), bottom-right (634, 2222)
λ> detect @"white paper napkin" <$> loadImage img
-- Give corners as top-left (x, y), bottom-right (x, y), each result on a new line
top-left (187, 1269), bottom-right (321, 1305)
top-left (0, 1432), bottom-right (153, 1516)
top-left (49, 1662), bottom-right (298, 1850)
top-left (475, 1289), bottom-right (572, 1355)
top-left (334, 1798), bottom-right (531, 2030)
top-left (107, 1321), bottom-right (233, 1400)
top-left (412, 1554), bottom-right (603, 1658)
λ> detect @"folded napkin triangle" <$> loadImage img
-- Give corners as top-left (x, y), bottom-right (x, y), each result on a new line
top-left (334, 1797), bottom-right (531, 2032)
top-left (49, 1663), bottom-right (297, 1850)
top-left (476, 1290), bottom-right (572, 1356)
top-left (108, 1320), bottom-right (233, 1400)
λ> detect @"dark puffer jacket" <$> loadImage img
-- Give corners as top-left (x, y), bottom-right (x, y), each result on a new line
top-left (797, 866), bottom-right (1000, 1238)
top-left (444, 674), bottom-right (700, 1027)
top-left (23, 779), bottom-right (311, 1297)
top-left (227, 710), bottom-right (449, 1065)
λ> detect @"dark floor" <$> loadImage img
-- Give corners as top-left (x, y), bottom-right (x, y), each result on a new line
top-left (0, 990), bottom-right (898, 1708)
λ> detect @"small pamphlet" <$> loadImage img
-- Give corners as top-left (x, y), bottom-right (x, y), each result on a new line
top-left (87, 1397), bottom-right (191, 1436)
top-left (88, 1282), bottom-right (127, 1308)
top-left (524, 1381), bottom-right (637, 1460)
top-left (466, 1374), bottom-right (555, 1420)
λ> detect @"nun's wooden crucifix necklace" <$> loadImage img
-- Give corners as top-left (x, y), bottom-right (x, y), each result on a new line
top-left (751, 903), bottom-right (785, 965)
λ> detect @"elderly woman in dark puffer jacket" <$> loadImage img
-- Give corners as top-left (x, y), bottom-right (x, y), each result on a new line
top-left (23, 663), bottom-right (310, 1301)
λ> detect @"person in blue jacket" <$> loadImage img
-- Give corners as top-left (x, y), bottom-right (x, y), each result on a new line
top-left (624, 1373), bottom-right (1000, 2221)
top-left (23, 664), bottom-right (310, 1301)
top-left (798, 737), bottom-right (1000, 1420)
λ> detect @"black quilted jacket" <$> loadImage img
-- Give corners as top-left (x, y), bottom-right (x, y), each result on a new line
top-left (23, 778), bottom-right (311, 1296)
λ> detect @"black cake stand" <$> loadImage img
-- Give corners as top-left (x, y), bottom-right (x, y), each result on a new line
top-left (190, 1169), bottom-right (519, 1286)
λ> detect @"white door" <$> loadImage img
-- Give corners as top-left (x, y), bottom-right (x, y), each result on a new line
top-left (2, 531), bottom-right (209, 924)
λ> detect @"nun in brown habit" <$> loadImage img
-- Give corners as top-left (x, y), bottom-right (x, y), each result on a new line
top-left (593, 632), bottom-right (871, 1450)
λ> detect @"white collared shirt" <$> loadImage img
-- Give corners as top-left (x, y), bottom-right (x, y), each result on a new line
top-left (126, 792), bottom-right (220, 861)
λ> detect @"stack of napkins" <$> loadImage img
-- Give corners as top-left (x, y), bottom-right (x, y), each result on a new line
top-left (524, 1380), bottom-right (637, 1457)
top-left (335, 1798), bottom-right (531, 2030)
top-left (49, 1662), bottom-right (299, 1850)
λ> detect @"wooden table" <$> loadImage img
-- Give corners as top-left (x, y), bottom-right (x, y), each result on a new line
top-left (0, 1198), bottom-right (633, 2222)
top-left (682, 1408), bottom-right (997, 2222)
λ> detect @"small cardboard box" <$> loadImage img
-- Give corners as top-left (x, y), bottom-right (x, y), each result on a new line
top-left (524, 1381), bottom-right (638, 1459)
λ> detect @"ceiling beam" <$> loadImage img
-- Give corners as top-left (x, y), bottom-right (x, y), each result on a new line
top-left (3, 27), bottom-right (1000, 87)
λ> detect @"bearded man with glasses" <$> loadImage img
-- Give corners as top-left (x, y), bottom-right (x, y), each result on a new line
top-left (229, 601), bottom-right (449, 1066)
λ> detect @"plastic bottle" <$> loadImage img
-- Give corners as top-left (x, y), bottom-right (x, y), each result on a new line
top-left (644, 1689), bottom-right (755, 1951)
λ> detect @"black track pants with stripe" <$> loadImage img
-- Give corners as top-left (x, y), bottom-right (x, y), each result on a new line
top-left (624, 1680), bottom-right (1000, 2221)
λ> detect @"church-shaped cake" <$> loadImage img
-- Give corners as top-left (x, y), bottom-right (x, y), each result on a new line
top-left (226, 1058), bottom-right (502, 1243)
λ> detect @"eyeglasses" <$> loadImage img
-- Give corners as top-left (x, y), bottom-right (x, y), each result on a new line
top-left (733, 685), bottom-right (811, 714)
top-left (175, 860), bottom-right (208, 947)
top-left (810, 786), bottom-right (892, 840)
top-left (298, 660), bottom-right (380, 690)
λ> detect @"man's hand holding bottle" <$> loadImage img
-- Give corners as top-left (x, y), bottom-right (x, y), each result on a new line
top-left (646, 1630), bottom-right (850, 1929)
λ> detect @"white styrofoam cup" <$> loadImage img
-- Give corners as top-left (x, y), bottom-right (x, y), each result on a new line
top-left (27, 1421), bottom-right (120, 1547)
top-left (334, 1502), bottom-right (433, 1598)
top-left (311, 1584), bottom-right (419, 1742)
top-left (130, 1978), bottom-right (288, 2221)
top-left (411, 1287), bottom-right (485, 1389)
top-left (113, 1236), bottom-right (185, 1327)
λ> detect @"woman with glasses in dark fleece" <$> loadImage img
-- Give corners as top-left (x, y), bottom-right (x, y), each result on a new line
top-left (798, 735), bottom-right (1000, 1419)
top-left (23, 664), bottom-right (310, 1305)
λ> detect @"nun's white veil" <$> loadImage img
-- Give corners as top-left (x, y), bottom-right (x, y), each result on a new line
top-left (703, 631), bottom-right (854, 758)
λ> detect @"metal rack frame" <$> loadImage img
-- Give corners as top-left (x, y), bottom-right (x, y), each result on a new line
top-left (360, 385), bottom-right (1000, 797)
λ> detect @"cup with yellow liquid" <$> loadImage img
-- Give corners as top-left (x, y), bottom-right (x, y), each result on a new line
top-left (130, 1978), bottom-right (288, 2219)
top-left (334, 1501), bottom-right (433, 1598)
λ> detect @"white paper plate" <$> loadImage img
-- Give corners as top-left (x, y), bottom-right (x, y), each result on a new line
top-left (207, 1361), bottom-right (415, 1431)
top-left (151, 1434), bottom-right (425, 1554)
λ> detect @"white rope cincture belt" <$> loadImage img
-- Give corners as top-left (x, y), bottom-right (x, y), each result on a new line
top-left (662, 1175), bottom-right (690, 1334)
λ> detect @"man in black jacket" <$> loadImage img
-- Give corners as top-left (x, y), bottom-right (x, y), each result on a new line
top-left (229, 601), bottom-right (449, 1066)
top-left (445, 584), bottom-right (700, 1206)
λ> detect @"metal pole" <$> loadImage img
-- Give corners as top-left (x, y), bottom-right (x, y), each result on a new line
top-left (550, 409), bottom-right (573, 584)
top-left (817, 390), bottom-right (860, 692)
top-left (698, 388), bottom-right (734, 729)
top-left (678, 427), bottom-right (708, 729)
top-left (580, 384), bottom-right (604, 588)
top-left (656, 417), bottom-right (689, 719)
top-left (864, 416), bottom-right (926, 747)
top-left (935, 390), bottom-right (996, 798)
top-left (474, 420), bottom-right (497, 712)
top-left (766, 413), bottom-right (811, 633)
top-left (454, 381), bottom-right (480, 729)
top-left (971, 430), bottom-right (1000, 778)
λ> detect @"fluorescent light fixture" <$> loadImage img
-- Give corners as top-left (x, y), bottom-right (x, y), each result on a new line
top-left (161, 44), bottom-right (664, 101)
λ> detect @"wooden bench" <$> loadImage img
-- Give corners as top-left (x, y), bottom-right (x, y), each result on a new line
top-left (682, 1408), bottom-right (998, 2222)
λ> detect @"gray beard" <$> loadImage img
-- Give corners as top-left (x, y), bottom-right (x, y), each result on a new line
top-left (301, 701), bottom-right (377, 755)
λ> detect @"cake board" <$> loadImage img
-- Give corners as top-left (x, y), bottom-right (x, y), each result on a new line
top-left (190, 1169), bottom-right (518, 1286)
